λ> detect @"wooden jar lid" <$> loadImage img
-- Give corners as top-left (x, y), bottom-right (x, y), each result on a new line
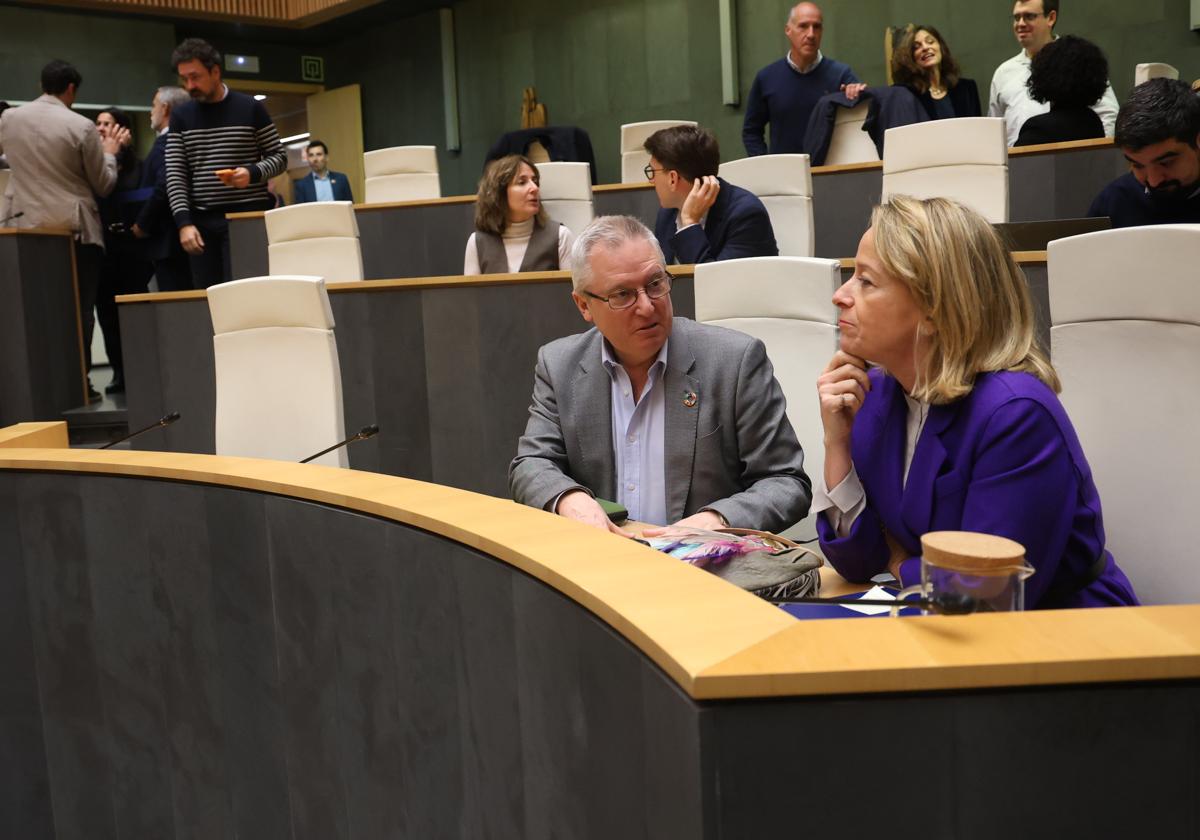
top-left (920, 531), bottom-right (1026, 572)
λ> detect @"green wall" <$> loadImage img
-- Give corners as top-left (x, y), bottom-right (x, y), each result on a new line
top-left (0, 5), bottom-right (176, 107)
top-left (322, 0), bottom-right (1198, 196)
top-left (1, 0), bottom-right (1196, 196)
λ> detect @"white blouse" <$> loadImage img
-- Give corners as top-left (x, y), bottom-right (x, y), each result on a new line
top-left (462, 218), bottom-right (574, 275)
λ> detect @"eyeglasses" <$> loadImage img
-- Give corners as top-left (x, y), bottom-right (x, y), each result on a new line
top-left (583, 274), bottom-right (672, 310)
top-left (1012, 11), bottom-right (1044, 23)
top-left (644, 164), bottom-right (667, 181)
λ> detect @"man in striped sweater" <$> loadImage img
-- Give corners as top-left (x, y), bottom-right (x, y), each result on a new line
top-left (166, 38), bottom-right (287, 287)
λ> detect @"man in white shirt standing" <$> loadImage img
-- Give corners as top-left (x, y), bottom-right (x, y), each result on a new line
top-left (988, 0), bottom-right (1119, 146)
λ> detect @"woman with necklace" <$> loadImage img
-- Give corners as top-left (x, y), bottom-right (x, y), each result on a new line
top-left (891, 25), bottom-right (981, 121)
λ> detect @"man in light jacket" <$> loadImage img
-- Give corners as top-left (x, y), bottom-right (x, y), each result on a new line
top-left (0, 59), bottom-right (129, 400)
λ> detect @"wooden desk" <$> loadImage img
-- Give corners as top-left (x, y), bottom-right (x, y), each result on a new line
top-left (1, 445), bottom-right (1196, 838)
top-left (0, 229), bottom-right (87, 424)
top-left (117, 267), bottom-right (696, 496)
top-left (227, 138), bottom-right (1125, 279)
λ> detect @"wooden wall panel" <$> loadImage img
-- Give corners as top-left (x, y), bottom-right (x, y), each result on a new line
top-left (31, 0), bottom-right (381, 25)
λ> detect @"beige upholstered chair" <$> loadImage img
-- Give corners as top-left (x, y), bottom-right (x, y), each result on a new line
top-left (882, 117), bottom-right (1009, 223)
top-left (1049, 225), bottom-right (1200, 605)
top-left (619, 120), bottom-right (697, 184)
top-left (825, 103), bottom-right (879, 165)
top-left (1134, 63), bottom-right (1179, 86)
top-left (718, 154), bottom-right (815, 257)
top-left (363, 145), bottom-right (440, 203)
top-left (264, 201), bottom-right (363, 282)
top-left (208, 275), bottom-right (348, 467)
top-left (534, 161), bottom-right (593, 236)
top-left (693, 256), bottom-right (841, 541)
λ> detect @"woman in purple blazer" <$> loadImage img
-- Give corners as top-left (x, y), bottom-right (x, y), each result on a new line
top-left (814, 196), bottom-right (1138, 609)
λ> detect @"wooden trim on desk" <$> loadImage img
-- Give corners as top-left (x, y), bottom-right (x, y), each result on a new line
top-left (117, 265), bottom-right (699, 304)
top-left (1008, 137), bottom-right (1114, 157)
top-left (0, 227), bottom-right (75, 238)
top-left (592, 182), bottom-right (654, 194)
top-left (226, 193), bottom-right (478, 220)
top-left (813, 159), bottom-right (882, 175)
top-left (0, 422), bottom-right (68, 449)
top-left (2, 447), bottom-right (1199, 701)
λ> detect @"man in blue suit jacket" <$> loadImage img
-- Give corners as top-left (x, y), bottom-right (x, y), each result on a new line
top-left (132, 85), bottom-right (193, 292)
top-left (293, 139), bottom-right (354, 203)
top-left (644, 125), bottom-right (777, 264)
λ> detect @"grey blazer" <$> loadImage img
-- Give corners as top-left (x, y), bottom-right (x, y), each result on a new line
top-left (509, 317), bottom-right (812, 533)
top-left (0, 94), bottom-right (117, 247)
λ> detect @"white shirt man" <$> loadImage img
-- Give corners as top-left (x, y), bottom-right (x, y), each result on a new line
top-left (988, 0), bottom-right (1118, 146)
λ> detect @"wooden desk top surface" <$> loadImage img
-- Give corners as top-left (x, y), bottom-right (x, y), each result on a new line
top-left (2, 445), bottom-right (1197, 701)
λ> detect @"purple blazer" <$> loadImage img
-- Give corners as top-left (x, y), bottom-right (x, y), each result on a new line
top-left (818, 370), bottom-right (1138, 608)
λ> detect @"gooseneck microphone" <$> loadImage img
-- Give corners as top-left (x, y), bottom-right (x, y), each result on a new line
top-left (770, 591), bottom-right (978, 616)
top-left (101, 411), bottom-right (181, 449)
top-left (1, 211), bottom-right (25, 226)
top-left (300, 424), bottom-right (379, 464)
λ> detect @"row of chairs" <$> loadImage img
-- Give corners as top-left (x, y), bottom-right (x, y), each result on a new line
top-left (207, 224), bottom-right (1200, 606)
top-left (272, 116), bottom-right (1013, 280)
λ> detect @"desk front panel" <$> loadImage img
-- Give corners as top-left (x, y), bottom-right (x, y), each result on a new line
top-left (229, 142), bottom-right (1125, 281)
top-left (0, 231), bottom-right (85, 424)
top-left (120, 273), bottom-right (696, 496)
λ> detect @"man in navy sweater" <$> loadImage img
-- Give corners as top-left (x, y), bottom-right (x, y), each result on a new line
top-left (1089, 78), bottom-right (1200, 228)
top-left (742, 2), bottom-right (865, 156)
top-left (165, 38), bottom-right (287, 287)
top-left (644, 125), bottom-right (777, 264)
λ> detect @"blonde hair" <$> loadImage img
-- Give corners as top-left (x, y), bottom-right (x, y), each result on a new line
top-left (871, 196), bottom-right (1060, 403)
top-left (474, 154), bottom-right (548, 235)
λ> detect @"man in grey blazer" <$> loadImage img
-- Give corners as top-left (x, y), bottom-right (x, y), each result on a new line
top-left (509, 215), bottom-right (811, 535)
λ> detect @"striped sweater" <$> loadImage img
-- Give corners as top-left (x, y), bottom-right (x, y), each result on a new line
top-left (165, 88), bottom-right (286, 227)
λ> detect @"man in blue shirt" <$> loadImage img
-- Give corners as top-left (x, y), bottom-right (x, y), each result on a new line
top-left (294, 139), bottom-right (354, 203)
top-left (1089, 79), bottom-right (1200, 228)
top-left (742, 2), bottom-right (866, 156)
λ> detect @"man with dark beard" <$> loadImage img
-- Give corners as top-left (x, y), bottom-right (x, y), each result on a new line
top-left (1089, 78), bottom-right (1200, 228)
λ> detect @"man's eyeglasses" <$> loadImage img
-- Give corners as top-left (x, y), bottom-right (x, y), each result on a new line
top-left (583, 274), bottom-right (672, 310)
top-left (1012, 11), bottom-right (1044, 23)
top-left (644, 164), bottom-right (667, 181)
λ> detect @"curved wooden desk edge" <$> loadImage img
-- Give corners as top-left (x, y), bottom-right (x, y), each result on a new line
top-left (0, 448), bottom-right (792, 698)
top-left (4, 448), bottom-right (1199, 701)
top-left (0, 422), bottom-right (68, 448)
top-left (0, 227), bottom-right (75, 238)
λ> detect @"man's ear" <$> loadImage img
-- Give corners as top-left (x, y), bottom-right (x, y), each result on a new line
top-left (1046, 10), bottom-right (1056, 28)
top-left (571, 292), bottom-right (595, 324)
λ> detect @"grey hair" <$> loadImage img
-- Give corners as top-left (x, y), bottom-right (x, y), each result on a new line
top-left (155, 85), bottom-right (190, 112)
top-left (786, 1), bottom-right (821, 25)
top-left (570, 215), bottom-right (665, 293)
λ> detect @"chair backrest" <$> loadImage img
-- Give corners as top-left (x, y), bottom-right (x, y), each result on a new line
top-left (824, 103), bottom-right (880, 166)
top-left (363, 145), bottom-right (441, 203)
top-left (1048, 225), bottom-right (1200, 605)
top-left (535, 161), bottom-right (594, 235)
top-left (618, 119), bottom-right (698, 183)
top-left (208, 275), bottom-right (348, 467)
top-left (693, 256), bottom-right (841, 541)
top-left (264, 201), bottom-right (363, 282)
top-left (1134, 63), bottom-right (1179, 86)
top-left (882, 117), bottom-right (1008, 223)
top-left (718, 154), bottom-right (815, 257)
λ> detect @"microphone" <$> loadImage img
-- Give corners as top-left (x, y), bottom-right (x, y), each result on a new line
top-left (299, 424), bottom-right (379, 464)
top-left (101, 411), bottom-right (181, 449)
top-left (1, 211), bottom-right (25, 226)
top-left (771, 591), bottom-right (977, 616)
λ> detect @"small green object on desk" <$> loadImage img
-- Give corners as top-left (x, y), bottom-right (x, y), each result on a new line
top-left (596, 498), bottom-right (628, 523)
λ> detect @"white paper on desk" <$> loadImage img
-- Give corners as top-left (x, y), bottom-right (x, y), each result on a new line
top-left (841, 585), bottom-right (896, 616)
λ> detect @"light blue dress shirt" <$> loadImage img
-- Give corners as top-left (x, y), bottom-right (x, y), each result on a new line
top-left (313, 172), bottom-right (334, 202)
top-left (601, 339), bottom-right (669, 525)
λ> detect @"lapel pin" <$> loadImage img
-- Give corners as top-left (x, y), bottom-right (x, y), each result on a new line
top-left (683, 391), bottom-right (697, 408)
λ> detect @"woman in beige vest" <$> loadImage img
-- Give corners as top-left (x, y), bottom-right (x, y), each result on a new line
top-left (463, 154), bottom-right (573, 275)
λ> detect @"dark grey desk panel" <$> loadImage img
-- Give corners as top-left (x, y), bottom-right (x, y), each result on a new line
top-left (121, 277), bottom-right (696, 495)
top-left (1009, 143), bottom-right (1126, 221)
top-left (0, 472), bottom-right (706, 840)
top-left (593, 186), bottom-right (660, 226)
top-left (813, 168), bottom-right (882, 258)
top-left (3, 470), bottom-right (1196, 839)
top-left (0, 233), bottom-right (84, 425)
